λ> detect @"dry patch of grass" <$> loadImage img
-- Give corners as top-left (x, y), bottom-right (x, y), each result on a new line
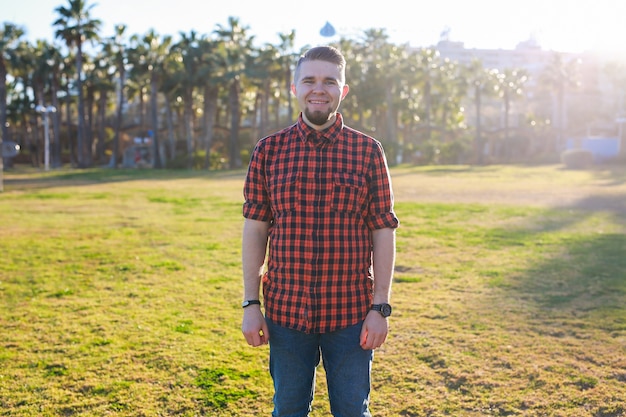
top-left (1, 165), bottom-right (625, 416)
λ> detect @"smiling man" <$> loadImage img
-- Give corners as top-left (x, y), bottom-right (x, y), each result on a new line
top-left (241, 45), bottom-right (399, 417)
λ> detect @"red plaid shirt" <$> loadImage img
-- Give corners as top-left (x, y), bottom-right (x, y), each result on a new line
top-left (243, 113), bottom-right (399, 333)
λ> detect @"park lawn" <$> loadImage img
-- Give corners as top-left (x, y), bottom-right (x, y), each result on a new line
top-left (0, 165), bottom-right (625, 416)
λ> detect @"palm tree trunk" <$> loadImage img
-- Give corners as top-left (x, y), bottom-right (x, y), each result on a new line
top-left (385, 86), bottom-right (397, 148)
top-left (165, 96), bottom-right (176, 162)
top-left (138, 89), bottom-right (146, 132)
top-left (85, 87), bottom-right (95, 166)
top-left (285, 66), bottom-right (293, 123)
top-left (503, 93), bottom-right (511, 161)
top-left (111, 67), bottom-right (125, 168)
top-left (261, 80), bottom-right (270, 136)
top-left (228, 79), bottom-right (241, 169)
top-left (184, 88), bottom-right (194, 169)
top-left (251, 92), bottom-right (260, 147)
top-left (424, 81), bottom-right (433, 142)
top-left (150, 73), bottom-right (161, 168)
top-left (203, 85), bottom-right (218, 170)
top-left (76, 42), bottom-right (87, 168)
top-left (475, 85), bottom-right (483, 165)
top-left (28, 113), bottom-right (41, 167)
top-left (558, 87), bottom-right (566, 152)
top-left (66, 95), bottom-right (76, 167)
top-left (96, 92), bottom-right (107, 163)
top-left (0, 62), bottom-right (8, 183)
top-left (51, 74), bottom-right (62, 167)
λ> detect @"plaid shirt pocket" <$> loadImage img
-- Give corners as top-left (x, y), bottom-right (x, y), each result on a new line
top-left (269, 173), bottom-right (300, 213)
top-left (332, 172), bottom-right (366, 213)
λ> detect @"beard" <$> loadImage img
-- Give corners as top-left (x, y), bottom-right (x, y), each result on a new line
top-left (304, 108), bottom-right (332, 127)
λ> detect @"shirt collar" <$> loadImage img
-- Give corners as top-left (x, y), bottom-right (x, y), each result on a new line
top-left (296, 113), bottom-right (344, 145)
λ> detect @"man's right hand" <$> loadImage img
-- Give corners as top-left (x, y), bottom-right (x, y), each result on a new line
top-left (242, 306), bottom-right (269, 346)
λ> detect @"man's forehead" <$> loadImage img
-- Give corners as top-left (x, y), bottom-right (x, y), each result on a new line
top-left (298, 60), bottom-right (343, 79)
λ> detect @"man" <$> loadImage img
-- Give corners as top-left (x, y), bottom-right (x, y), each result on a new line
top-left (241, 45), bottom-right (399, 417)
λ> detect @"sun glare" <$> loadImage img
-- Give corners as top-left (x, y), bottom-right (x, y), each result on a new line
top-left (532, 1), bottom-right (626, 53)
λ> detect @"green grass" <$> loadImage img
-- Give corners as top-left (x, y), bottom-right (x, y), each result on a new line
top-left (1, 164), bottom-right (625, 416)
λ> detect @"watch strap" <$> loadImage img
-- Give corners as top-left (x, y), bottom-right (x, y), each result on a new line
top-left (371, 303), bottom-right (392, 317)
top-left (242, 299), bottom-right (261, 308)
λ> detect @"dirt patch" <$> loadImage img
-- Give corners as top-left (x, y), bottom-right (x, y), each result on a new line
top-left (392, 165), bottom-right (626, 214)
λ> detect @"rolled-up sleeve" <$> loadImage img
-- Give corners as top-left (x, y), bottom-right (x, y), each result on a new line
top-left (243, 142), bottom-right (273, 222)
top-left (366, 142), bottom-right (399, 231)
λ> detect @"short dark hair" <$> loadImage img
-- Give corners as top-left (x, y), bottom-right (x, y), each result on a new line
top-left (294, 46), bottom-right (346, 83)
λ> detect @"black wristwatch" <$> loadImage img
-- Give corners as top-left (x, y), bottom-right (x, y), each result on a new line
top-left (242, 299), bottom-right (261, 308)
top-left (371, 303), bottom-right (392, 317)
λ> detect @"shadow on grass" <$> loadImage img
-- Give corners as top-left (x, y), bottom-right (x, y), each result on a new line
top-left (392, 196), bottom-right (626, 415)
top-left (558, 193), bottom-right (626, 213)
top-left (513, 232), bottom-right (626, 314)
top-left (585, 162), bottom-right (626, 186)
top-left (488, 195), bottom-right (626, 316)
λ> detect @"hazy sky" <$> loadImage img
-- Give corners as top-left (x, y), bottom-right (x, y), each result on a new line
top-left (4, 0), bottom-right (626, 53)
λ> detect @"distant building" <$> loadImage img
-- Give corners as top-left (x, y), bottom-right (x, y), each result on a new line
top-left (410, 36), bottom-right (626, 148)
top-left (434, 37), bottom-right (556, 74)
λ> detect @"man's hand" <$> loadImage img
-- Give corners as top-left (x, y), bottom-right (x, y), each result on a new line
top-left (242, 306), bottom-right (269, 347)
top-left (359, 310), bottom-right (389, 350)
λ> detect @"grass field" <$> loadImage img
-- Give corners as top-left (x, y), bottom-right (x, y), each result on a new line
top-left (0, 164), bottom-right (625, 416)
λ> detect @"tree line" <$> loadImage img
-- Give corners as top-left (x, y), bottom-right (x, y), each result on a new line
top-left (1, 0), bottom-right (625, 173)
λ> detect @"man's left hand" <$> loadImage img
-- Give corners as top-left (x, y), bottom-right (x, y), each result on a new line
top-left (359, 310), bottom-right (389, 350)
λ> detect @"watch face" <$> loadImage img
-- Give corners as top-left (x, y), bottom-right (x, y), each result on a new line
top-left (373, 303), bottom-right (392, 317)
top-left (381, 303), bottom-right (392, 317)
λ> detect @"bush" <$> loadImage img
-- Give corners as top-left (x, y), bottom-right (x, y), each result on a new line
top-left (561, 149), bottom-right (594, 169)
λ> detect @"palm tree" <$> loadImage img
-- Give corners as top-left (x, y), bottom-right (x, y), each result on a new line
top-left (87, 49), bottom-right (115, 164)
top-left (352, 29), bottom-right (405, 162)
top-left (214, 17), bottom-right (255, 169)
top-left (539, 53), bottom-right (580, 152)
top-left (246, 43), bottom-right (280, 147)
top-left (59, 51), bottom-right (78, 166)
top-left (104, 24), bottom-right (128, 168)
top-left (171, 30), bottom-right (204, 168)
top-left (159, 49), bottom-right (184, 163)
top-left (82, 55), bottom-right (97, 167)
top-left (12, 40), bottom-right (39, 165)
top-left (53, 0), bottom-right (101, 168)
top-left (130, 29), bottom-right (173, 168)
top-left (40, 41), bottom-right (65, 167)
top-left (464, 59), bottom-right (498, 164)
top-left (0, 22), bottom-right (25, 188)
top-left (436, 59), bottom-right (466, 137)
top-left (30, 40), bottom-right (66, 168)
top-left (406, 48), bottom-right (441, 144)
top-left (276, 31), bottom-right (297, 124)
top-left (495, 68), bottom-right (528, 160)
top-left (337, 38), bottom-right (364, 125)
top-left (196, 37), bottom-right (224, 169)
top-left (604, 61), bottom-right (626, 155)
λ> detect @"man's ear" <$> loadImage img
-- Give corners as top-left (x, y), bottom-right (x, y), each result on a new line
top-left (341, 84), bottom-right (350, 99)
top-left (290, 83), bottom-right (297, 96)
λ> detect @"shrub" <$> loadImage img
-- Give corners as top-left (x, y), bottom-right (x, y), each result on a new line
top-left (561, 149), bottom-right (594, 169)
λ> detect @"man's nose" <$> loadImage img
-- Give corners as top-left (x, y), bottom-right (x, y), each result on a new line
top-left (311, 82), bottom-right (325, 92)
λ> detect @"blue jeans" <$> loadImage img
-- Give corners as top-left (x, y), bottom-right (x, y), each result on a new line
top-left (266, 319), bottom-right (373, 417)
